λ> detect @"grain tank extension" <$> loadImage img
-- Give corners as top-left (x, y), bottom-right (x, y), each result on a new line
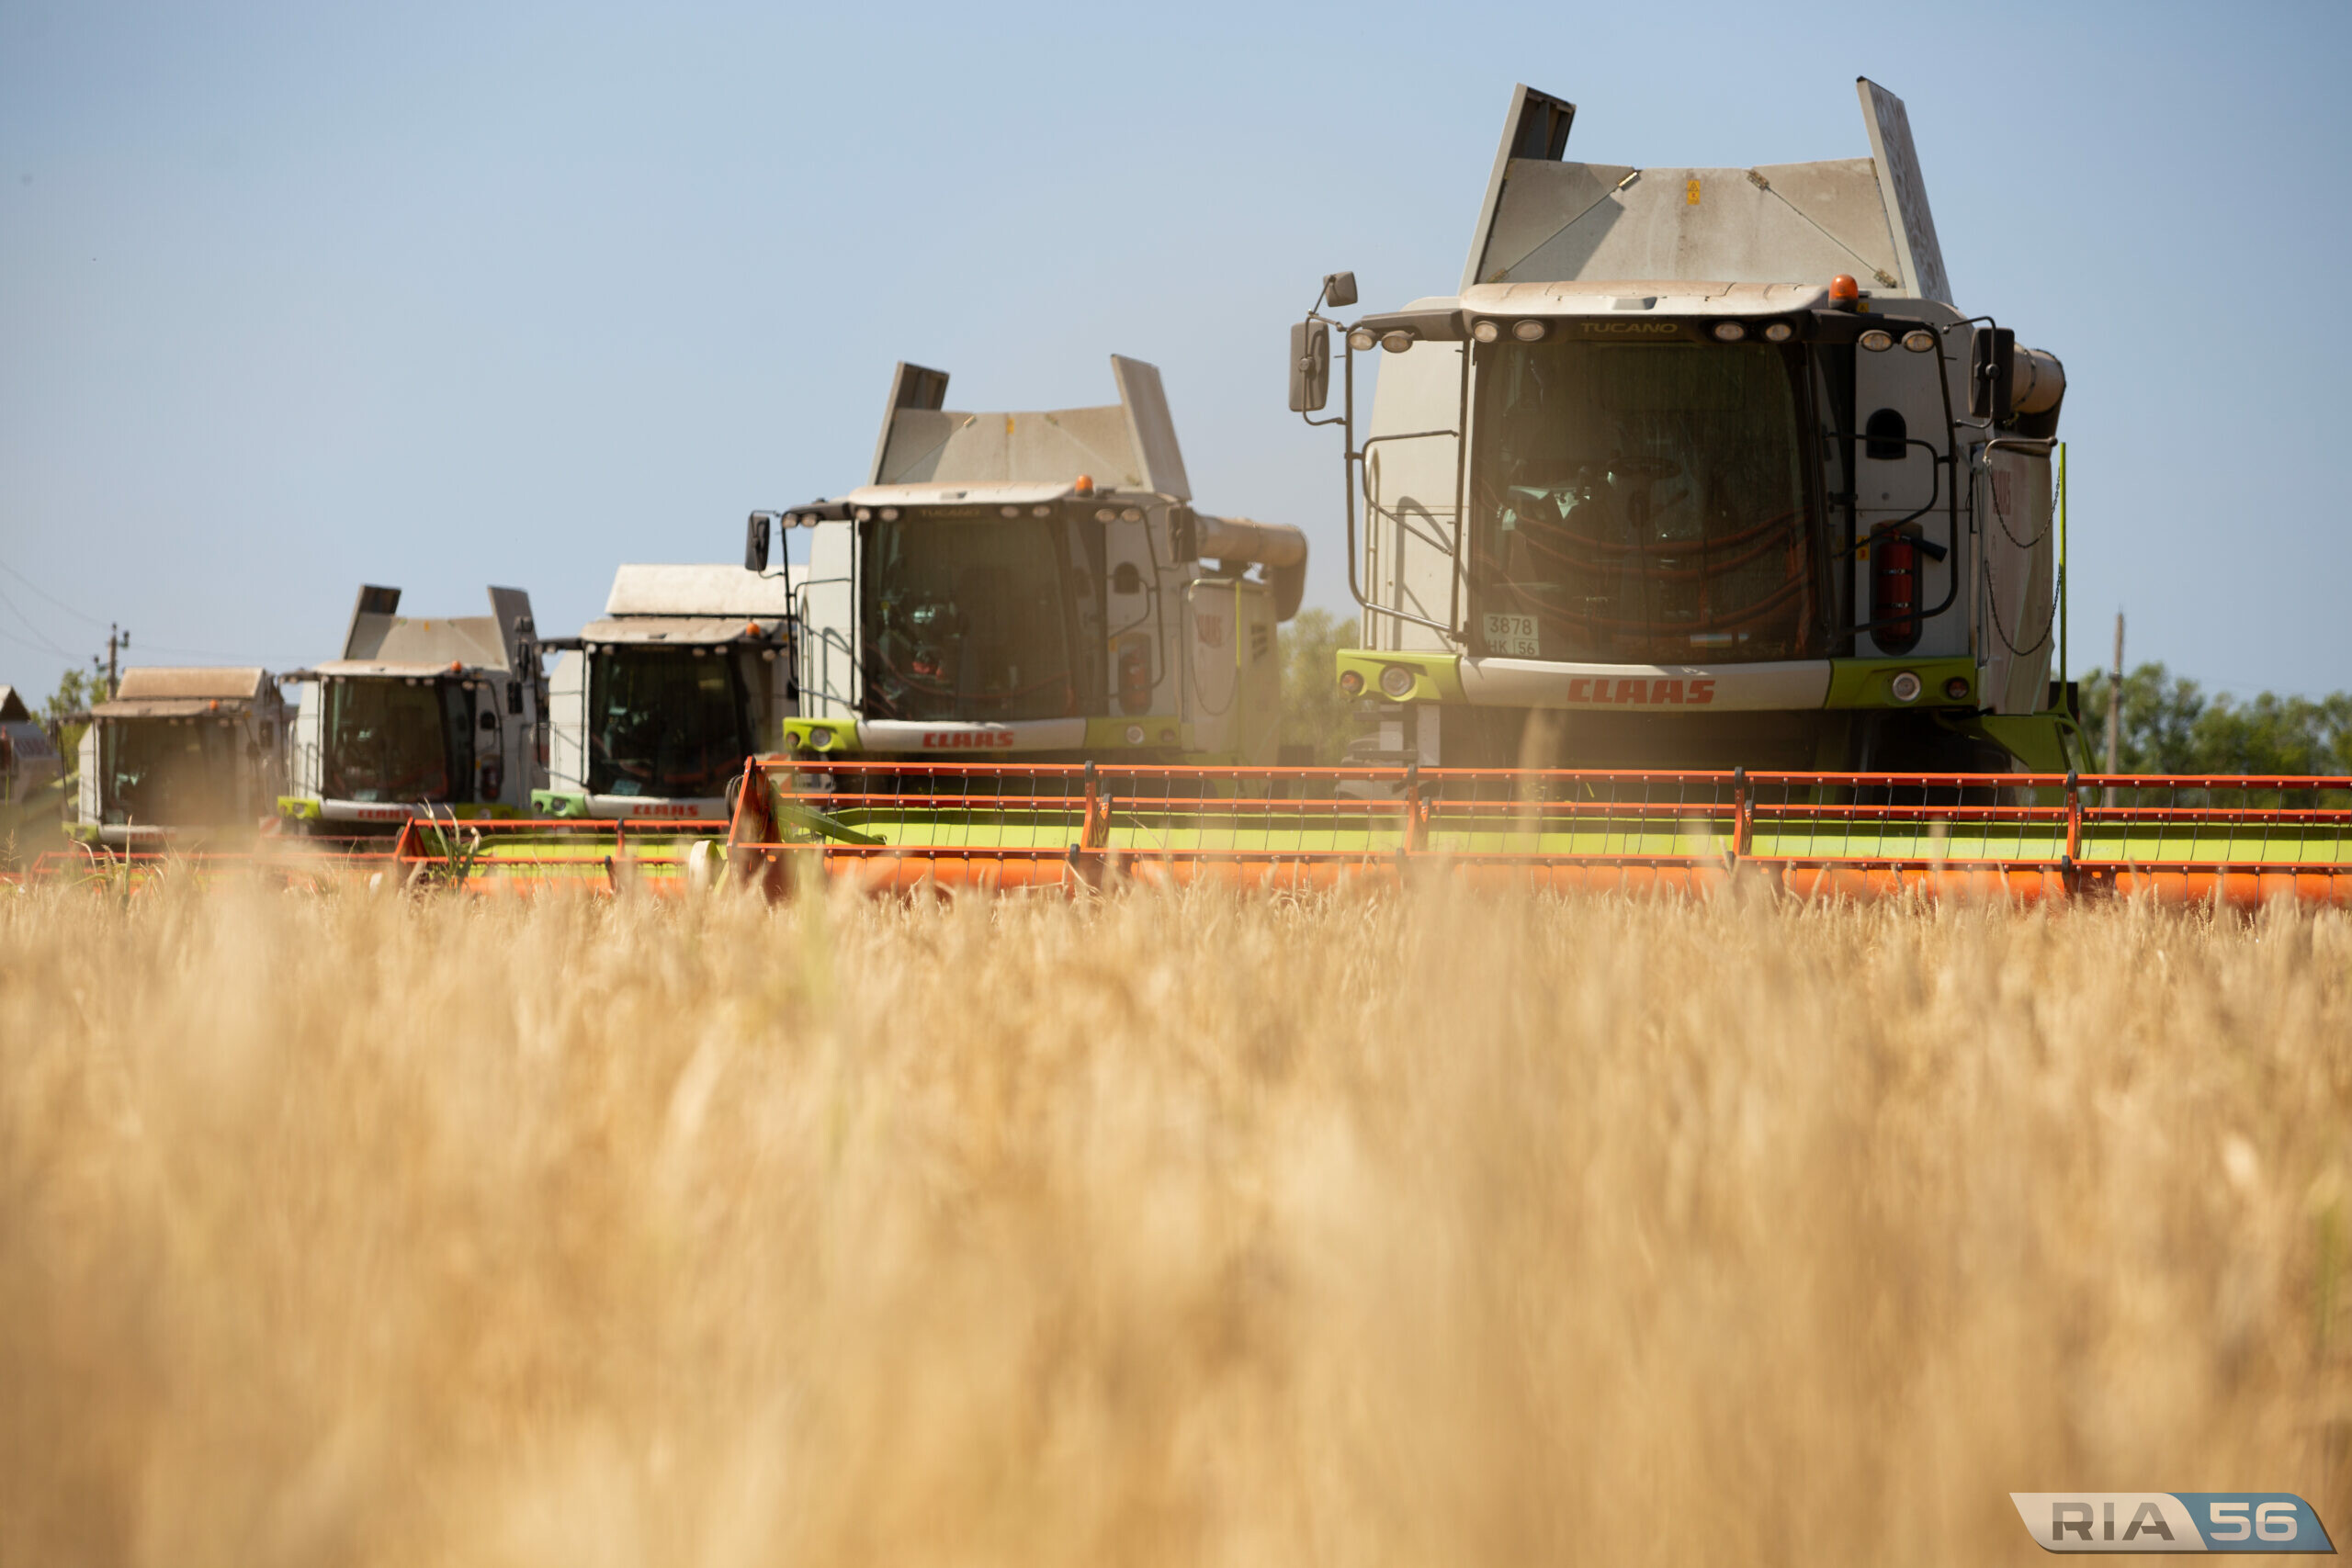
top-left (1295, 79), bottom-right (2075, 773)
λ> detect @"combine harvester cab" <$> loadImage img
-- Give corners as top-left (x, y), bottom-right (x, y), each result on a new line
top-left (279, 585), bottom-right (547, 835)
top-left (535, 562), bottom-right (798, 824)
top-left (759, 355), bottom-right (1306, 769)
top-left (1308, 78), bottom-right (2073, 776)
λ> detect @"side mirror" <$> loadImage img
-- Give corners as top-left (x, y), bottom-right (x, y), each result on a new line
top-left (744, 511), bottom-right (772, 572)
top-left (1323, 272), bottom-right (1358, 310)
top-left (1289, 319), bottom-right (1331, 413)
top-left (1969, 326), bottom-right (2016, 422)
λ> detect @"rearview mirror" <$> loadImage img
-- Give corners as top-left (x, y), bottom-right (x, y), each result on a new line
top-left (1289, 320), bottom-right (1331, 413)
top-left (1969, 326), bottom-right (2016, 422)
top-left (744, 511), bottom-right (772, 572)
top-left (1322, 271), bottom-right (1358, 310)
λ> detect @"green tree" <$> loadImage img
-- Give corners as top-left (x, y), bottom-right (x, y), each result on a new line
top-left (1278, 608), bottom-right (1360, 765)
top-left (2079, 663), bottom-right (2352, 775)
top-left (41, 665), bottom-right (101, 726)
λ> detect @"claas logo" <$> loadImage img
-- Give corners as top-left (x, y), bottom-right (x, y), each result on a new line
top-left (1563, 677), bottom-right (1716, 706)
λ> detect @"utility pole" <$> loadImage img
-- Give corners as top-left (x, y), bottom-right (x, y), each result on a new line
top-left (2104, 611), bottom-right (2124, 806)
top-left (106, 623), bottom-right (129, 698)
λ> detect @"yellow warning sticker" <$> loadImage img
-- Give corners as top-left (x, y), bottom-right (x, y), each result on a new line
top-left (1686, 178), bottom-right (1701, 205)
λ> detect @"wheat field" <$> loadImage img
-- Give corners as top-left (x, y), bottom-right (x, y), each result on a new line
top-left (2, 879), bottom-right (2348, 1565)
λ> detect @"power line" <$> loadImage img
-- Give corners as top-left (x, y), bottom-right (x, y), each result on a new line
top-left (0, 587), bottom-right (78, 659)
top-left (0, 559), bottom-right (108, 629)
top-left (0, 623), bottom-right (73, 657)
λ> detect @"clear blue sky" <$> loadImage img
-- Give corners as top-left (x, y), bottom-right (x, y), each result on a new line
top-left (4, 0), bottom-right (2346, 704)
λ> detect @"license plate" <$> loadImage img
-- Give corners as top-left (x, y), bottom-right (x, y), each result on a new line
top-left (1483, 613), bottom-right (1540, 657)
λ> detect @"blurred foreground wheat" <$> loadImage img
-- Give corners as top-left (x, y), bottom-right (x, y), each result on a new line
top-left (3, 881), bottom-right (2349, 1566)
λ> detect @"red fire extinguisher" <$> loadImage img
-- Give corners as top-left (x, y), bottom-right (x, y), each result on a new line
top-left (1118, 639), bottom-right (1152, 715)
top-left (1870, 526), bottom-right (1923, 654)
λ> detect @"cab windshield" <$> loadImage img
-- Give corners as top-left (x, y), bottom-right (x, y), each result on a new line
top-left (587, 647), bottom-right (754, 798)
top-left (102, 718), bottom-right (243, 826)
top-left (323, 678), bottom-right (471, 803)
top-left (861, 513), bottom-right (1104, 722)
top-left (1469, 338), bottom-right (1822, 662)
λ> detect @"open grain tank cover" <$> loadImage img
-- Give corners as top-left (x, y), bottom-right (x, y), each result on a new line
top-left (338, 585), bottom-right (523, 674)
top-left (866, 355), bottom-right (1193, 500)
top-left (1460, 77), bottom-right (1951, 302)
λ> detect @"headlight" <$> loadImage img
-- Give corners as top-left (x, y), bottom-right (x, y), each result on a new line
top-left (1347, 327), bottom-right (1376, 352)
top-left (1379, 330), bottom-right (1413, 353)
top-left (808, 728), bottom-right (834, 751)
top-left (1124, 724), bottom-right (1146, 745)
top-left (1471, 319), bottom-right (1500, 344)
top-left (1511, 320), bottom-right (1546, 343)
top-left (1763, 321), bottom-right (1793, 343)
top-left (1338, 670), bottom-right (1364, 696)
top-left (1000, 505), bottom-right (1020, 518)
top-left (1943, 675), bottom-right (1972, 701)
top-left (1712, 321), bottom-right (1747, 343)
top-left (1095, 507), bottom-right (1117, 523)
top-left (1902, 329), bottom-right (1936, 353)
top-left (1859, 329), bottom-right (1894, 353)
top-left (854, 508), bottom-right (874, 522)
top-left (1378, 664), bottom-right (1417, 699)
top-left (879, 506), bottom-right (899, 521)
top-left (1032, 505), bottom-right (1051, 517)
top-left (1121, 507), bottom-right (1143, 522)
top-left (1890, 671), bottom-right (1921, 703)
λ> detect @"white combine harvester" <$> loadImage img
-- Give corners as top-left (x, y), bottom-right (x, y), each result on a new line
top-left (756, 355), bottom-right (1307, 765)
top-left (278, 585), bottom-right (548, 831)
top-left (65, 667), bottom-right (289, 846)
top-left (1295, 79), bottom-right (2073, 773)
top-left (537, 563), bottom-right (798, 822)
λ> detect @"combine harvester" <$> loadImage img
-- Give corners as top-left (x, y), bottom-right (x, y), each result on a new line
top-left (723, 81), bottom-right (2349, 906)
top-left (68, 667), bottom-right (289, 847)
top-left (538, 563), bottom-right (798, 821)
top-left (756, 354), bottom-right (1306, 766)
top-left (270, 585), bottom-right (556, 886)
top-left (412, 561), bottom-right (801, 889)
top-left (22, 666), bottom-right (332, 886)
